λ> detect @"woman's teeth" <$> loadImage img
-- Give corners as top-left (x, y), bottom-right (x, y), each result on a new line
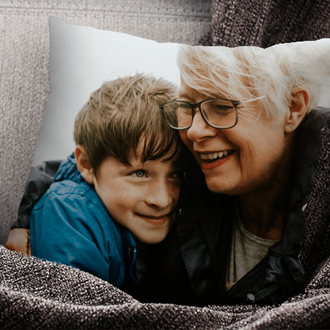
top-left (200, 150), bottom-right (230, 161)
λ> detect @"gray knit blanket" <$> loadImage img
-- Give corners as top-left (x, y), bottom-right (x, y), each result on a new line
top-left (200, 0), bottom-right (330, 47)
top-left (1, 244), bottom-right (330, 329)
top-left (2, 0), bottom-right (330, 328)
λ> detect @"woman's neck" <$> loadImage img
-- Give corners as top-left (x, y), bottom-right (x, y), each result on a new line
top-left (238, 192), bottom-right (285, 240)
top-left (238, 134), bottom-right (295, 240)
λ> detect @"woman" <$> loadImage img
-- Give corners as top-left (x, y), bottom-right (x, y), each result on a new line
top-left (137, 39), bottom-right (330, 306)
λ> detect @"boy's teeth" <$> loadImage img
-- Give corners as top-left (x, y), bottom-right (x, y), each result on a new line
top-left (201, 151), bottom-right (231, 160)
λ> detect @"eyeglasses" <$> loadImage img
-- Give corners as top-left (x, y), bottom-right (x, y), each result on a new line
top-left (160, 98), bottom-right (240, 130)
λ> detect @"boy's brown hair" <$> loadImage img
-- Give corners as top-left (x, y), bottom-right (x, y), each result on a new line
top-left (74, 74), bottom-right (185, 172)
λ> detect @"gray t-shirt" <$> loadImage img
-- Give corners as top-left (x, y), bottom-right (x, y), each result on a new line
top-left (226, 218), bottom-right (278, 291)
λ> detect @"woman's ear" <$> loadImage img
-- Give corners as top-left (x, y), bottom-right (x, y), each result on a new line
top-left (284, 86), bottom-right (309, 133)
top-left (75, 145), bottom-right (95, 185)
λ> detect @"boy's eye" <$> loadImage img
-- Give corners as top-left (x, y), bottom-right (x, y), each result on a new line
top-left (132, 170), bottom-right (146, 178)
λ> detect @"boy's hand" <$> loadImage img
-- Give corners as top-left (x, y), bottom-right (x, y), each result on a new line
top-left (5, 228), bottom-right (31, 256)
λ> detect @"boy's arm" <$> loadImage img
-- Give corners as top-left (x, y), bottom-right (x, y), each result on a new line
top-left (30, 187), bottom-right (124, 286)
top-left (12, 164), bottom-right (58, 229)
top-left (6, 162), bottom-right (61, 255)
top-left (5, 166), bottom-right (54, 255)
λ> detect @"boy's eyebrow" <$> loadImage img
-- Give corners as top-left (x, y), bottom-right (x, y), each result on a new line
top-left (126, 156), bottom-right (145, 167)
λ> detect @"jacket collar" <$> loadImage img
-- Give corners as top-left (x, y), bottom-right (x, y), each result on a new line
top-left (54, 152), bottom-right (85, 184)
top-left (264, 108), bottom-right (330, 289)
top-left (285, 108), bottom-right (330, 216)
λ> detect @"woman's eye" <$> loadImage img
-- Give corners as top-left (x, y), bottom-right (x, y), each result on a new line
top-left (132, 170), bottom-right (146, 178)
top-left (171, 170), bottom-right (184, 179)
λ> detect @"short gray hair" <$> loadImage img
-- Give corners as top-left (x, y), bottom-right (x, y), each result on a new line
top-left (177, 39), bottom-right (330, 118)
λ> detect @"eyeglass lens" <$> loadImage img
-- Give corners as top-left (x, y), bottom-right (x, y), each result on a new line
top-left (163, 99), bottom-right (237, 129)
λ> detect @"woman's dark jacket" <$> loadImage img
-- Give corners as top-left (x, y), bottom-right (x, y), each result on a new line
top-left (133, 108), bottom-right (330, 306)
top-left (13, 108), bottom-right (330, 307)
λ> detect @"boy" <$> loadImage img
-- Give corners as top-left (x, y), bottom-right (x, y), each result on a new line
top-left (29, 74), bottom-right (186, 289)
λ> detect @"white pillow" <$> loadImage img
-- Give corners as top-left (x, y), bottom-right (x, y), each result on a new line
top-left (32, 17), bottom-right (182, 166)
top-left (1, 1), bottom-right (211, 243)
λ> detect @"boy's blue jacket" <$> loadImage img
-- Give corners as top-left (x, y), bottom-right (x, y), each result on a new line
top-left (30, 153), bottom-right (138, 288)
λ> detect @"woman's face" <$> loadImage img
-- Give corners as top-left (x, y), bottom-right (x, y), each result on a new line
top-left (178, 79), bottom-right (292, 196)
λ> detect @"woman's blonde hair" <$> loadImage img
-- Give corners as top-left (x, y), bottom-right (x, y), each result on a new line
top-left (177, 39), bottom-right (330, 118)
top-left (74, 74), bottom-right (185, 172)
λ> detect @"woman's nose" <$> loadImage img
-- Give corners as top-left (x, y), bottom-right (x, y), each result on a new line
top-left (186, 110), bottom-right (217, 143)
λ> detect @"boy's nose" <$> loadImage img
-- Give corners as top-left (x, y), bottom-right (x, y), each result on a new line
top-left (146, 181), bottom-right (173, 209)
top-left (186, 110), bottom-right (216, 143)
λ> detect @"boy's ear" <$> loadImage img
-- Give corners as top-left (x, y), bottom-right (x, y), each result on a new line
top-left (75, 145), bottom-right (95, 185)
top-left (284, 86), bottom-right (309, 133)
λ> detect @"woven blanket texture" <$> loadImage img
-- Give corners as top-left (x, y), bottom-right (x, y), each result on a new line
top-left (0, 0), bottom-right (212, 245)
top-left (1, 245), bottom-right (330, 329)
top-left (199, 0), bottom-right (330, 47)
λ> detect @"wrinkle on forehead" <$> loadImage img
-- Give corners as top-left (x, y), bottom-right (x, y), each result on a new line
top-left (178, 77), bottom-right (230, 102)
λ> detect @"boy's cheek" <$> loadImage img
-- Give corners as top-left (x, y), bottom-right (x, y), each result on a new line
top-left (171, 186), bottom-right (181, 203)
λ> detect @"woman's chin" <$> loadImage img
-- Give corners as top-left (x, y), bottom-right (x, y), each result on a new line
top-left (204, 175), bottom-right (240, 195)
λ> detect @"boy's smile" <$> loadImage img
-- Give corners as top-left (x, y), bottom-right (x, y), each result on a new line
top-left (90, 144), bottom-right (181, 244)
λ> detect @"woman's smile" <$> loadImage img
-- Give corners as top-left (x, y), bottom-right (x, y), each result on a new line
top-left (200, 151), bottom-right (234, 169)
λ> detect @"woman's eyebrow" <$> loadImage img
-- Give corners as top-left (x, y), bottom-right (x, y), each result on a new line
top-left (177, 93), bottom-right (192, 101)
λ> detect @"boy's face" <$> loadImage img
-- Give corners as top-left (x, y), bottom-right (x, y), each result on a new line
top-left (92, 147), bottom-right (182, 244)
